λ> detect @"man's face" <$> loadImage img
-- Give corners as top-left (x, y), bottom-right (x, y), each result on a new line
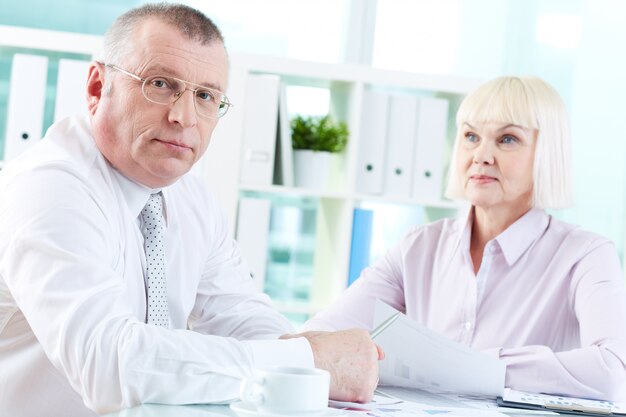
top-left (87, 18), bottom-right (228, 188)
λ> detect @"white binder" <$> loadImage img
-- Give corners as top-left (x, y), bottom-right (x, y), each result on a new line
top-left (275, 83), bottom-right (294, 186)
top-left (355, 90), bottom-right (389, 194)
top-left (54, 58), bottom-right (90, 122)
top-left (239, 74), bottom-right (281, 186)
top-left (383, 94), bottom-right (419, 198)
top-left (235, 197), bottom-right (271, 292)
top-left (4, 54), bottom-right (49, 161)
top-left (411, 97), bottom-right (449, 200)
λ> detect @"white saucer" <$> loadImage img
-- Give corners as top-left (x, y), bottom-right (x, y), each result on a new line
top-left (230, 401), bottom-right (346, 417)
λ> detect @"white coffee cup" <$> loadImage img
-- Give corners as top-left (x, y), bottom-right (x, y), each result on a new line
top-left (239, 366), bottom-right (330, 414)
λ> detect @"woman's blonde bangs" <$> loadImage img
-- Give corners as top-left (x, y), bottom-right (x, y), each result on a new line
top-left (455, 77), bottom-right (539, 131)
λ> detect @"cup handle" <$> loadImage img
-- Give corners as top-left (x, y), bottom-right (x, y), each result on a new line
top-left (240, 376), bottom-right (265, 405)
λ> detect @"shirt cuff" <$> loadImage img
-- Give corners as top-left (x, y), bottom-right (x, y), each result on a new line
top-left (242, 337), bottom-right (315, 371)
top-left (480, 346), bottom-right (503, 359)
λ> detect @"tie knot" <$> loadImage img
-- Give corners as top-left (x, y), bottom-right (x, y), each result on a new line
top-left (141, 193), bottom-right (164, 230)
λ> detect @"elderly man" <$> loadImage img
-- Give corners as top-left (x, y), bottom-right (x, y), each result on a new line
top-left (0, 4), bottom-right (380, 416)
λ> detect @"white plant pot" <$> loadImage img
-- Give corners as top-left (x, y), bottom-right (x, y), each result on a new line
top-left (293, 149), bottom-right (332, 190)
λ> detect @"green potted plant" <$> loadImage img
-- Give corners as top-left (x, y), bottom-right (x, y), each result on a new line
top-left (291, 114), bottom-right (348, 189)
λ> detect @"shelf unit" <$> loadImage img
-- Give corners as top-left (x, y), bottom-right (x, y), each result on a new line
top-left (0, 25), bottom-right (101, 55)
top-left (204, 53), bottom-right (482, 320)
top-left (0, 27), bottom-right (482, 320)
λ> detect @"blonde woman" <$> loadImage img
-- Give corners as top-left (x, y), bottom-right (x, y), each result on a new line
top-left (306, 76), bottom-right (626, 401)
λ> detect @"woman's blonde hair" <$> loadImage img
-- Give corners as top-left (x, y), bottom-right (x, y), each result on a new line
top-left (445, 76), bottom-right (573, 209)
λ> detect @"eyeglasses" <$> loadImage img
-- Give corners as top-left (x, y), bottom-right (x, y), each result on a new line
top-left (102, 63), bottom-right (233, 119)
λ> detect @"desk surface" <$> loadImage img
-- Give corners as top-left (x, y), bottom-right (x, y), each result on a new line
top-left (103, 403), bottom-right (236, 417)
top-left (102, 403), bottom-right (559, 417)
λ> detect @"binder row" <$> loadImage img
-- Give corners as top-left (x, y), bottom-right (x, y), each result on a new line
top-left (356, 91), bottom-right (449, 201)
top-left (238, 73), bottom-right (450, 202)
top-left (2, 53), bottom-right (90, 162)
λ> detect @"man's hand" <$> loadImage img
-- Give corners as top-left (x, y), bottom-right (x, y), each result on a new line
top-left (282, 329), bottom-right (384, 403)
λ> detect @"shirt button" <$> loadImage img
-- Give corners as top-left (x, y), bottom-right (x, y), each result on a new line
top-left (463, 321), bottom-right (472, 330)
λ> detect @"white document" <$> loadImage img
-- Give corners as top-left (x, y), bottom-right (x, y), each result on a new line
top-left (328, 394), bottom-right (403, 411)
top-left (4, 54), bottom-right (48, 161)
top-left (373, 300), bottom-right (506, 398)
top-left (239, 74), bottom-right (280, 187)
top-left (235, 198), bottom-right (271, 292)
top-left (54, 58), bottom-right (90, 122)
top-left (383, 93), bottom-right (418, 198)
top-left (355, 90), bottom-right (389, 195)
top-left (411, 97), bottom-right (449, 201)
top-left (334, 390), bottom-right (509, 417)
top-left (377, 386), bottom-right (556, 415)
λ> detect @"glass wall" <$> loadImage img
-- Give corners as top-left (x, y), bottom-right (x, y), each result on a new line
top-left (373, 0), bottom-right (626, 261)
top-left (0, 0), bottom-right (139, 34)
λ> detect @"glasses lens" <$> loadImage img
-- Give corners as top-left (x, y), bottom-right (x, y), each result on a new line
top-left (142, 75), bottom-right (230, 119)
top-left (217, 99), bottom-right (230, 117)
top-left (142, 76), bottom-right (178, 105)
top-left (194, 88), bottom-right (225, 119)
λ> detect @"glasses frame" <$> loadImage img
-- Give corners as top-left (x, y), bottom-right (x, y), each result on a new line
top-left (101, 62), bottom-right (233, 119)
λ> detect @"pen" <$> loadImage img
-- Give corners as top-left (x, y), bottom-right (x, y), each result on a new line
top-left (545, 402), bottom-right (613, 415)
top-left (370, 312), bottom-right (401, 339)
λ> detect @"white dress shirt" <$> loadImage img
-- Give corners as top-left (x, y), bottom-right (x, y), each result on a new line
top-left (0, 116), bottom-right (313, 416)
top-left (306, 208), bottom-right (626, 401)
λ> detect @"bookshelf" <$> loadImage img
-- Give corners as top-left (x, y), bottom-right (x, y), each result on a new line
top-left (207, 53), bottom-right (481, 324)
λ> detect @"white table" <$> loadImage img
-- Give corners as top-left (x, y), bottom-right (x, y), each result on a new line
top-left (102, 403), bottom-right (559, 417)
top-left (102, 404), bottom-right (236, 417)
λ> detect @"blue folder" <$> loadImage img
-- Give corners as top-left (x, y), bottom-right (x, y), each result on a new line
top-left (347, 208), bottom-right (374, 286)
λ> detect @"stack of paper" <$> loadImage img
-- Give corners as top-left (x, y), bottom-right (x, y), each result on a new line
top-left (370, 301), bottom-right (621, 417)
top-left (372, 300), bottom-right (506, 398)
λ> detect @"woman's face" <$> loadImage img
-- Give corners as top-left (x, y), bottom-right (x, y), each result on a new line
top-left (457, 121), bottom-right (536, 212)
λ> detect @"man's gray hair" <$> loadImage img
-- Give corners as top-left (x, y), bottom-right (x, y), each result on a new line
top-left (99, 2), bottom-right (224, 65)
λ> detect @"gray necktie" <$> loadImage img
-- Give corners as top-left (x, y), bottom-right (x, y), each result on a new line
top-left (141, 192), bottom-right (170, 327)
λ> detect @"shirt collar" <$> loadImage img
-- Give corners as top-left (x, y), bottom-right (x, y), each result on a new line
top-left (109, 167), bottom-right (168, 224)
top-left (453, 206), bottom-right (550, 266)
top-left (494, 208), bottom-right (549, 265)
